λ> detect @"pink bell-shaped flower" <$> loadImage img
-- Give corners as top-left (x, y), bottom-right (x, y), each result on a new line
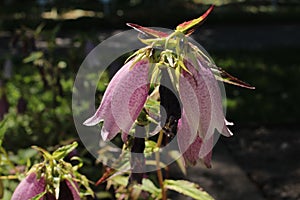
top-left (84, 59), bottom-right (150, 141)
top-left (177, 59), bottom-right (233, 166)
top-left (11, 173), bottom-right (45, 200)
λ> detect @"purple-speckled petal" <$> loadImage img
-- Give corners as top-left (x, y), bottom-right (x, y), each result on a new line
top-left (177, 113), bottom-right (213, 167)
top-left (182, 60), bottom-right (233, 140)
top-left (179, 68), bottom-right (200, 139)
top-left (84, 59), bottom-right (149, 141)
top-left (111, 60), bottom-right (149, 134)
top-left (196, 58), bottom-right (233, 138)
top-left (11, 173), bottom-right (45, 200)
top-left (177, 112), bottom-right (197, 165)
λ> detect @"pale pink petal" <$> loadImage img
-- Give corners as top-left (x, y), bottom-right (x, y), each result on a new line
top-left (177, 112), bottom-right (198, 166)
top-left (183, 59), bottom-right (233, 140)
top-left (179, 126), bottom-right (213, 167)
top-left (199, 135), bottom-right (213, 168)
top-left (181, 61), bottom-right (214, 139)
top-left (111, 60), bottom-right (149, 134)
top-left (11, 173), bottom-right (45, 200)
top-left (84, 59), bottom-right (149, 141)
top-left (197, 58), bottom-right (233, 138)
top-left (83, 59), bottom-right (135, 126)
top-left (179, 69), bottom-right (200, 139)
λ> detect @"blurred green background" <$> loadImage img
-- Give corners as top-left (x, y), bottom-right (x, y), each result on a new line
top-left (0, 0), bottom-right (299, 199)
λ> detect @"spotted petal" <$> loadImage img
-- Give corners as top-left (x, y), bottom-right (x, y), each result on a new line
top-left (177, 113), bottom-right (213, 167)
top-left (84, 59), bottom-right (149, 141)
top-left (183, 59), bottom-right (233, 140)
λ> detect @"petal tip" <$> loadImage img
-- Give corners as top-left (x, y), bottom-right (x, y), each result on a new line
top-left (83, 116), bottom-right (100, 126)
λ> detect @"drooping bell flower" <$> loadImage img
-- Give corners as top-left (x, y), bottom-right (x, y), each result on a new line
top-left (11, 172), bottom-right (45, 200)
top-left (12, 142), bottom-right (93, 200)
top-left (177, 59), bottom-right (233, 167)
top-left (84, 59), bottom-right (150, 141)
top-left (11, 173), bottom-right (80, 200)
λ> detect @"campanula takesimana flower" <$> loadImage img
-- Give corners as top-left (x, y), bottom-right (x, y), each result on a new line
top-left (84, 5), bottom-right (254, 166)
top-left (11, 142), bottom-right (93, 200)
top-left (11, 173), bottom-right (80, 200)
top-left (11, 172), bottom-right (45, 200)
top-left (83, 59), bottom-right (150, 141)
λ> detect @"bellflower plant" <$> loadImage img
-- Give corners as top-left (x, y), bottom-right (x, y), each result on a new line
top-left (11, 142), bottom-right (93, 200)
top-left (84, 5), bottom-right (254, 200)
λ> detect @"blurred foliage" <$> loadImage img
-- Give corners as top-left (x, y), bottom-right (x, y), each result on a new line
top-left (0, 0), bottom-right (300, 30)
top-left (212, 48), bottom-right (300, 126)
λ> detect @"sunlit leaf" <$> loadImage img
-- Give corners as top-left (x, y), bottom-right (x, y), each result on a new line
top-left (164, 179), bottom-right (214, 200)
top-left (176, 5), bottom-right (214, 34)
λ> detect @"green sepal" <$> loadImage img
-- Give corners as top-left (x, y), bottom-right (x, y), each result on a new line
top-left (52, 141), bottom-right (78, 160)
top-left (126, 23), bottom-right (168, 38)
top-left (176, 5), bottom-right (214, 34)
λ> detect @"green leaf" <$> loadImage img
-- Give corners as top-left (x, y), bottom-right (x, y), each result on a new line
top-left (23, 51), bottom-right (43, 63)
top-left (110, 175), bottom-right (128, 187)
top-left (134, 178), bottom-right (161, 198)
top-left (164, 179), bottom-right (214, 200)
top-left (52, 142), bottom-right (78, 160)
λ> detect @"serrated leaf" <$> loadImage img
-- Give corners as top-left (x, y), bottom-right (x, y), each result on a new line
top-left (23, 51), bottom-right (43, 63)
top-left (52, 142), bottom-right (78, 160)
top-left (164, 179), bottom-right (214, 200)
